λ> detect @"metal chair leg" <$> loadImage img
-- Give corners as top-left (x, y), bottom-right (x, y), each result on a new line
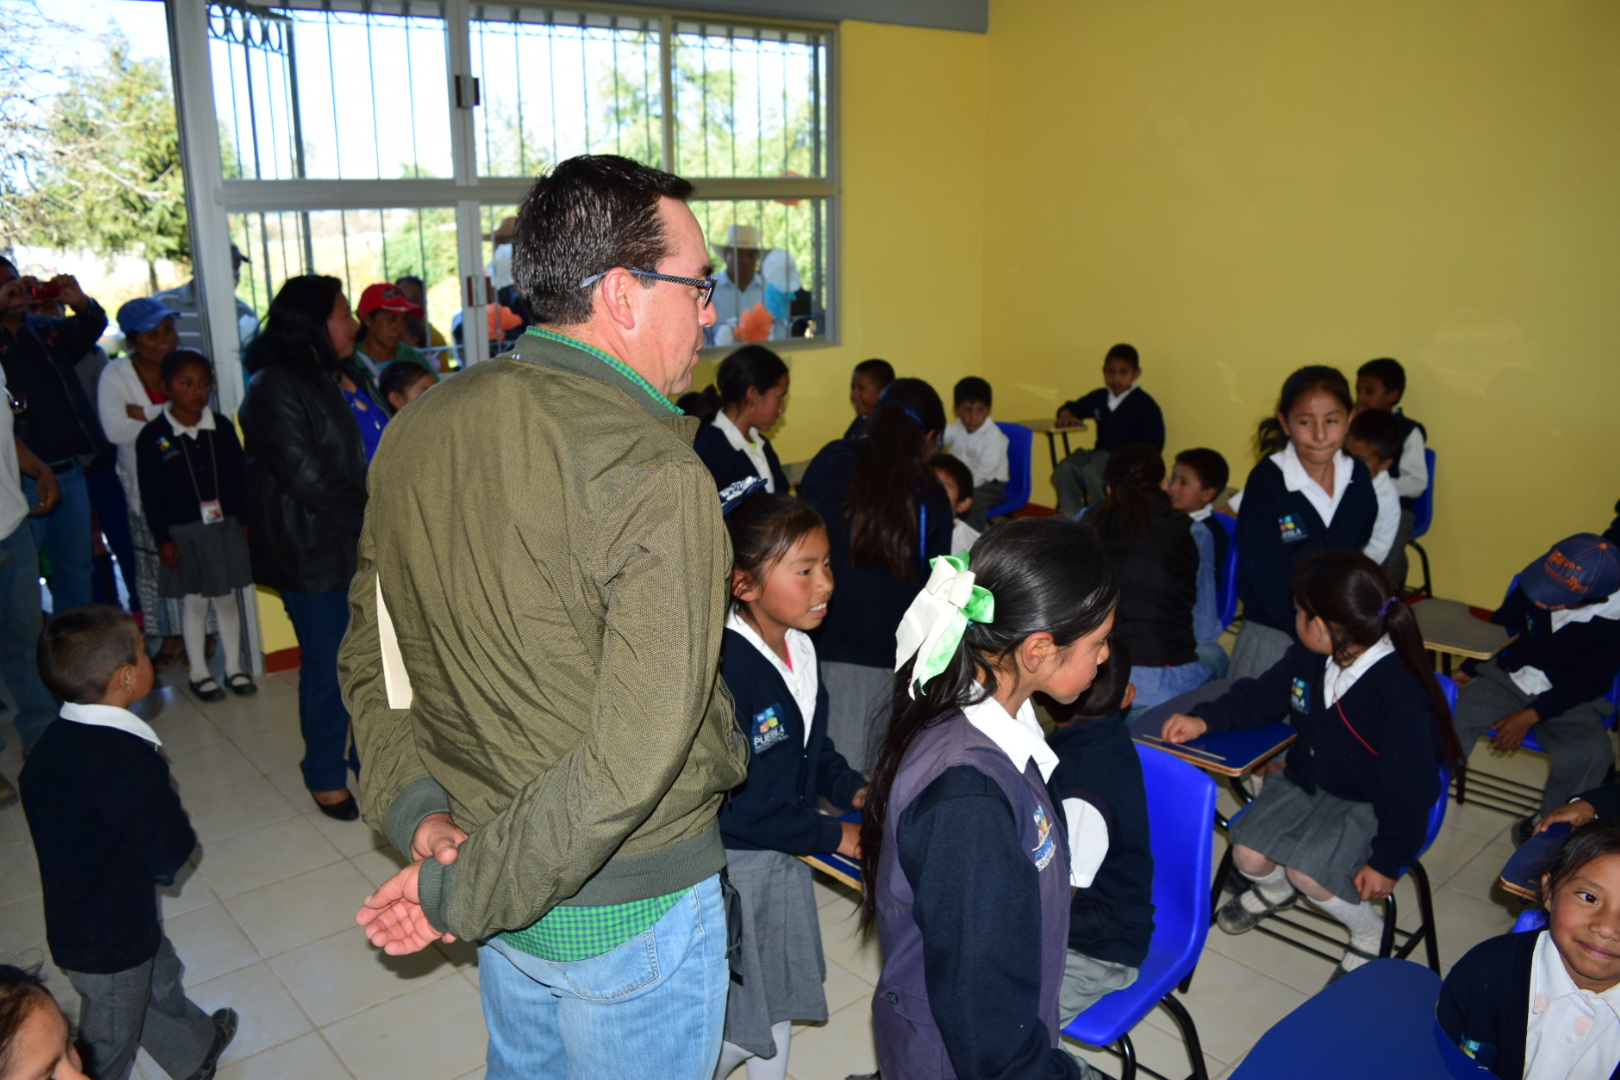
top-left (1158, 993), bottom-right (1212, 1080)
top-left (1412, 860), bottom-right (1441, 973)
top-left (1117, 1031), bottom-right (1137, 1080)
top-left (1411, 539), bottom-right (1432, 598)
top-left (1379, 892), bottom-right (1399, 958)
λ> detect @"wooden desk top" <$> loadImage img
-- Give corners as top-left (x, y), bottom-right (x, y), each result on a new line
top-left (1412, 598), bottom-right (1515, 660)
top-left (1014, 417), bottom-right (1090, 437)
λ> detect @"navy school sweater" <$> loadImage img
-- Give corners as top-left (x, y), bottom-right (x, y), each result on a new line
top-left (692, 420), bottom-right (789, 496)
top-left (1191, 644), bottom-right (1443, 878)
top-left (1390, 413), bottom-right (1428, 510)
top-left (799, 438), bottom-right (954, 667)
top-left (1235, 455), bottom-right (1378, 635)
top-left (134, 410), bottom-right (248, 544)
top-left (1461, 583), bottom-right (1620, 722)
top-left (1056, 387), bottom-right (1165, 453)
top-left (1045, 715), bottom-right (1155, 967)
top-left (717, 628), bottom-right (866, 853)
top-left (19, 720), bottom-right (197, 974)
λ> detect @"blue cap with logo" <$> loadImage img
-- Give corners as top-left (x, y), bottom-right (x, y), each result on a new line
top-left (1520, 533), bottom-right (1620, 610)
top-left (116, 297), bottom-right (179, 337)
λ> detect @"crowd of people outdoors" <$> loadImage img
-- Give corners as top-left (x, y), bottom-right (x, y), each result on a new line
top-left (1, 151), bottom-right (1618, 1080)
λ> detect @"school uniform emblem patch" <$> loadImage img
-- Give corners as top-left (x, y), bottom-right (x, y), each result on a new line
top-left (751, 705), bottom-right (790, 754)
top-left (1031, 804), bottom-right (1057, 871)
top-left (1277, 514), bottom-right (1307, 543)
top-left (1290, 677), bottom-right (1311, 714)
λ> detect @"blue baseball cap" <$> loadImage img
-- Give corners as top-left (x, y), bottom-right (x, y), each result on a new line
top-left (116, 297), bottom-right (179, 336)
top-left (1520, 533), bottom-right (1620, 609)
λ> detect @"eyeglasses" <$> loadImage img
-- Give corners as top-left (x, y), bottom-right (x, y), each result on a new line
top-left (578, 269), bottom-right (717, 308)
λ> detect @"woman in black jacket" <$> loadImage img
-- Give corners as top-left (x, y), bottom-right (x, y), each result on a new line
top-left (239, 276), bottom-right (370, 820)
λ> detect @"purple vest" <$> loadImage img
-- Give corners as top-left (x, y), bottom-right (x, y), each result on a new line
top-left (871, 711), bottom-right (1071, 1080)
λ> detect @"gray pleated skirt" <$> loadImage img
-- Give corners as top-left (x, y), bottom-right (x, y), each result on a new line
top-left (723, 848), bottom-right (829, 1058)
top-left (157, 517), bottom-right (253, 599)
top-left (1230, 773), bottom-right (1379, 902)
top-left (820, 660), bottom-right (891, 775)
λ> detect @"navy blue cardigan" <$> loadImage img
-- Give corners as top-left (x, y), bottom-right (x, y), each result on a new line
top-left (1191, 645), bottom-right (1443, 879)
top-left (1057, 387), bottom-right (1165, 452)
top-left (717, 628), bottom-right (866, 853)
top-left (1235, 455), bottom-right (1378, 635)
top-left (692, 420), bottom-right (789, 495)
top-left (1461, 584), bottom-right (1620, 722)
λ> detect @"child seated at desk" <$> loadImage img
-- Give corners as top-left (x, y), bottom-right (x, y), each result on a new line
top-left (1166, 447), bottom-right (1231, 680)
top-left (1052, 344), bottom-right (1164, 513)
top-left (1045, 641), bottom-right (1154, 1043)
top-left (1345, 408), bottom-right (1408, 591)
top-left (930, 452), bottom-right (982, 554)
top-left (1452, 533), bottom-right (1620, 839)
top-left (942, 376), bottom-right (1009, 530)
top-left (1439, 819), bottom-right (1620, 1080)
top-left (1163, 549), bottom-right (1462, 983)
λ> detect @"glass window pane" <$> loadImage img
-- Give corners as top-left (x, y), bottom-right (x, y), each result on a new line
top-left (692, 197), bottom-right (827, 348)
top-left (470, 10), bottom-right (662, 178)
top-left (672, 23), bottom-right (826, 180)
top-left (208, 2), bottom-right (451, 181)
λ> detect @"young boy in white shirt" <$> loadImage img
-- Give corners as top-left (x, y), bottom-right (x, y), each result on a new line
top-left (929, 453), bottom-right (982, 556)
top-left (1346, 409), bottom-right (1409, 591)
top-left (941, 376), bottom-right (1009, 530)
top-left (1165, 448), bottom-right (1231, 680)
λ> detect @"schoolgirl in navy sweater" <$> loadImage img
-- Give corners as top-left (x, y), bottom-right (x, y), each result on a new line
top-left (1230, 365), bottom-right (1397, 679)
top-left (687, 345), bottom-right (791, 494)
top-left (716, 493), bottom-right (866, 1080)
top-left (1164, 549), bottom-right (1463, 983)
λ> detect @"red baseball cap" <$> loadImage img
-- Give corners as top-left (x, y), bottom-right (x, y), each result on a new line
top-left (357, 282), bottom-right (424, 318)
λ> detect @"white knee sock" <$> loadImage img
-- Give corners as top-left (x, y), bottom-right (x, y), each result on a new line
top-left (714, 1023), bottom-right (792, 1080)
top-left (181, 594), bottom-right (211, 678)
top-left (1315, 894), bottom-right (1384, 968)
top-left (1238, 863), bottom-right (1293, 912)
top-left (211, 592), bottom-right (242, 677)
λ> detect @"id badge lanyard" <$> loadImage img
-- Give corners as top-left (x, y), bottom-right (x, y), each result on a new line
top-left (177, 426), bottom-right (224, 525)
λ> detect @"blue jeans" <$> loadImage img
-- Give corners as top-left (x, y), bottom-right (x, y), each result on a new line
top-left (0, 522), bottom-right (59, 750)
top-left (23, 462), bottom-right (92, 614)
top-left (279, 590), bottom-right (355, 792)
top-left (85, 464), bottom-right (139, 613)
top-left (478, 875), bottom-right (729, 1080)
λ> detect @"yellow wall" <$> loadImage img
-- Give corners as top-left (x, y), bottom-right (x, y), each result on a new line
top-left (979, 0), bottom-right (1620, 606)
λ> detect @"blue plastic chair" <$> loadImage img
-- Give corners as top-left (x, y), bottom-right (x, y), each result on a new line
top-left (1214, 513), bottom-right (1240, 630)
top-left (1513, 908), bottom-right (1548, 933)
top-left (985, 421), bottom-right (1033, 520)
top-left (1062, 746), bottom-right (1215, 1080)
top-left (1407, 448), bottom-right (1437, 596)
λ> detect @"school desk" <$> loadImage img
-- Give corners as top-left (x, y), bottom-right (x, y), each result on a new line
top-left (799, 812), bottom-right (863, 891)
top-left (1229, 959), bottom-right (1479, 1080)
top-left (1131, 681), bottom-right (1297, 818)
top-left (1014, 417), bottom-right (1092, 471)
top-left (1497, 821), bottom-right (1569, 902)
top-left (1411, 596), bottom-right (1515, 676)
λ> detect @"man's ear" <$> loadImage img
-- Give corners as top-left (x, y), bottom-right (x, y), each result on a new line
top-left (596, 266), bottom-right (642, 332)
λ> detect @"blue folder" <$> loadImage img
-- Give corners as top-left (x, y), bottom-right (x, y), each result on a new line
top-left (1131, 680), bottom-right (1296, 776)
top-left (1498, 821), bottom-right (1569, 900)
top-left (799, 812), bottom-right (864, 891)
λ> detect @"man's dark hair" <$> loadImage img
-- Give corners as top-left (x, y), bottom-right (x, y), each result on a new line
top-left (1357, 357), bottom-right (1406, 398)
top-left (393, 274), bottom-right (425, 292)
top-left (854, 358), bottom-right (895, 386)
top-left (953, 376), bottom-right (992, 408)
top-left (1174, 447), bottom-right (1229, 495)
top-left (511, 154), bottom-right (696, 327)
top-left (1105, 343), bottom-right (1140, 368)
top-left (38, 604), bottom-right (140, 705)
top-left (380, 361), bottom-right (434, 402)
top-left (1348, 407), bottom-right (1403, 466)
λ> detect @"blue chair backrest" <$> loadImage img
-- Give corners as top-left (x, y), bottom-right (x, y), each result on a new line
top-left (1410, 448), bottom-right (1436, 540)
top-left (1418, 673), bottom-right (1460, 853)
top-left (986, 421), bottom-right (1033, 519)
top-left (1138, 744), bottom-right (1218, 977)
top-left (1513, 908), bottom-right (1547, 933)
top-left (1215, 512), bottom-right (1240, 629)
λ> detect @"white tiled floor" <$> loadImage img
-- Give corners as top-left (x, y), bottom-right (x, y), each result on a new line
top-left (0, 665), bottom-right (1547, 1080)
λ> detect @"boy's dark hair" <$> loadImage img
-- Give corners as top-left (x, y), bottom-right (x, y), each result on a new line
top-left (512, 154), bottom-right (696, 327)
top-left (1255, 364), bottom-right (1353, 456)
top-left (379, 361), bottom-right (434, 402)
top-left (928, 453), bottom-right (974, 506)
top-left (393, 274), bottom-right (425, 292)
top-left (1174, 448), bottom-right (1229, 497)
top-left (1348, 408), bottom-right (1402, 466)
top-left (37, 604), bottom-right (141, 705)
top-left (853, 358), bottom-right (895, 386)
top-left (160, 347), bottom-right (213, 386)
top-left (1105, 343), bottom-right (1140, 369)
top-left (0, 963), bottom-right (54, 1077)
top-left (1357, 357), bottom-right (1406, 398)
top-left (953, 376), bottom-right (992, 408)
top-left (1537, 819), bottom-right (1620, 900)
top-left (1055, 637), bottom-right (1133, 724)
top-left (724, 493), bottom-right (825, 591)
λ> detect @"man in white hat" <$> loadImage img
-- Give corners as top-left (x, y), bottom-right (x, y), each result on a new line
top-left (708, 223), bottom-right (803, 346)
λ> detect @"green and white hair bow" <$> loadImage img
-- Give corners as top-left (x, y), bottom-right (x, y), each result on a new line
top-left (894, 554), bottom-right (996, 697)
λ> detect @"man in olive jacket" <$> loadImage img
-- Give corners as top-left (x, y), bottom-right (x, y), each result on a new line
top-left (342, 155), bottom-right (749, 1079)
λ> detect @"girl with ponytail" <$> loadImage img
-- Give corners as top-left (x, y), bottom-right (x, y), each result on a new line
top-left (860, 518), bottom-right (1118, 1080)
top-left (1163, 548), bottom-right (1463, 984)
top-left (799, 377), bottom-right (953, 772)
top-left (689, 344), bottom-right (791, 493)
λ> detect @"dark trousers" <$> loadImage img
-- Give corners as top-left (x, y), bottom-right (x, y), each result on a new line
top-left (281, 589), bottom-right (357, 792)
top-left (63, 934), bottom-right (216, 1080)
top-left (86, 463), bottom-right (140, 613)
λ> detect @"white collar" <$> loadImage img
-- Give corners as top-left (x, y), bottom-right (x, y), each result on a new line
top-left (1105, 385), bottom-right (1136, 411)
top-left (712, 408), bottom-right (758, 452)
top-left (59, 702), bottom-right (161, 747)
top-left (1322, 634), bottom-right (1396, 706)
top-left (1532, 930), bottom-right (1620, 1019)
top-left (163, 405), bottom-right (216, 439)
top-left (962, 687), bottom-right (1059, 781)
top-left (1189, 504), bottom-right (1213, 523)
top-left (1552, 591), bottom-right (1620, 633)
top-left (1271, 442), bottom-right (1354, 524)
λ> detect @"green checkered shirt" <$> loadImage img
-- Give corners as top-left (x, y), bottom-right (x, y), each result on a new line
top-left (498, 887), bottom-right (690, 962)
top-left (523, 326), bottom-right (681, 416)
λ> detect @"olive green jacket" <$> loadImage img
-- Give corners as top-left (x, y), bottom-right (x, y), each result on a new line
top-left (340, 327), bottom-right (749, 940)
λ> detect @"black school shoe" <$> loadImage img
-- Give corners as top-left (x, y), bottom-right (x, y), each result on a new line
top-left (190, 677), bottom-right (227, 703)
top-left (311, 791), bottom-right (360, 821)
top-left (185, 1007), bottom-right (238, 1080)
